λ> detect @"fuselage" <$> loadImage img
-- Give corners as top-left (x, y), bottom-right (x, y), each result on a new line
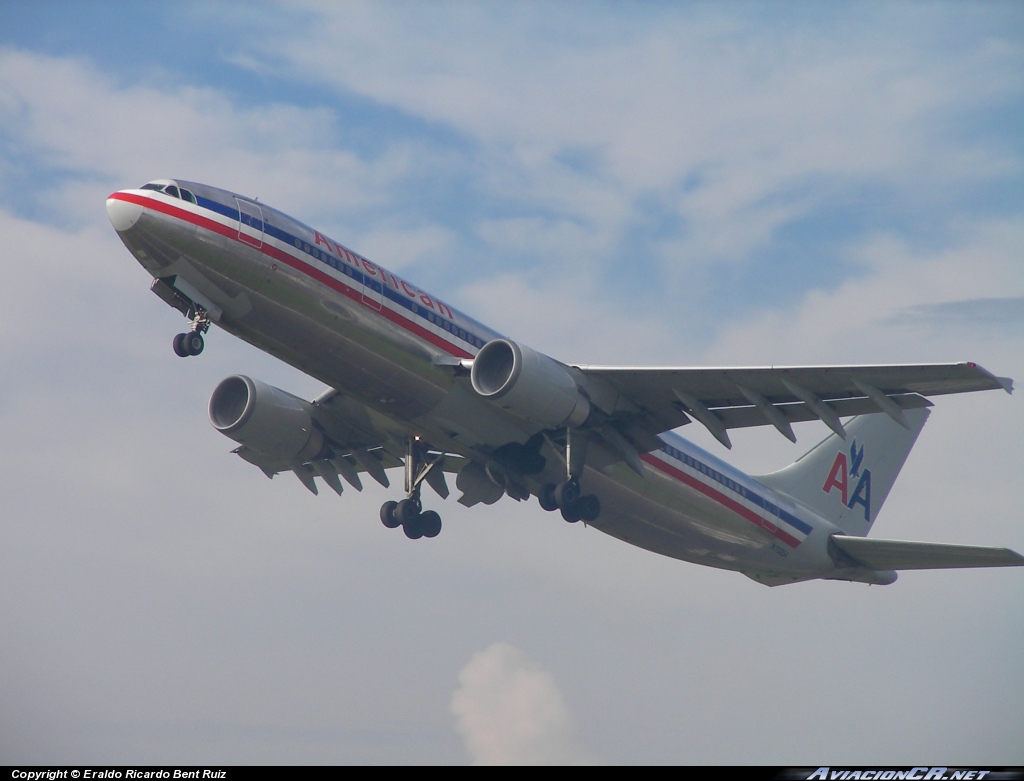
top-left (107, 179), bottom-right (873, 586)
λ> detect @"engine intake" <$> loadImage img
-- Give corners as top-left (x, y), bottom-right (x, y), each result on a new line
top-left (470, 339), bottom-right (590, 429)
top-left (209, 375), bottom-right (325, 461)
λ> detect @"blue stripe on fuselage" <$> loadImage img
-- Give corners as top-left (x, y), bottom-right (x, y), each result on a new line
top-left (657, 436), bottom-right (814, 537)
top-left (192, 193), bottom-right (495, 352)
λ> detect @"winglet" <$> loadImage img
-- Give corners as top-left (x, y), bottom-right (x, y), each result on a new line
top-left (997, 376), bottom-right (1013, 394)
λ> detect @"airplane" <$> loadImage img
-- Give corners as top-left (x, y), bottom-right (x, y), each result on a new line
top-left (106, 179), bottom-right (1024, 586)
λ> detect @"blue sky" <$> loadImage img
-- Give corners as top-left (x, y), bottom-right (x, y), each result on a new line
top-left (2, 0), bottom-right (1023, 765)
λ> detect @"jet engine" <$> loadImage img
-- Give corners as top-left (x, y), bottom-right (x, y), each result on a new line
top-left (470, 338), bottom-right (590, 429)
top-left (209, 375), bottom-right (325, 461)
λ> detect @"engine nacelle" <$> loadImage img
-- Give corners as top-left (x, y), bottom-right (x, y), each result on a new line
top-left (470, 339), bottom-right (590, 429)
top-left (209, 375), bottom-right (325, 461)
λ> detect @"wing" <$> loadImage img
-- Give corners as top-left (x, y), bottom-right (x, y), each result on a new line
top-left (574, 362), bottom-right (1012, 449)
top-left (232, 387), bottom-right (463, 498)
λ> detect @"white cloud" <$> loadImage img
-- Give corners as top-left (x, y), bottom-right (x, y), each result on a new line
top-left (241, 2), bottom-right (1024, 271)
top-left (0, 47), bottom-right (413, 227)
top-left (451, 643), bottom-right (601, 766)
top-left (704, 216), bottom-right (1024, 366)
top-left (354, 222), bottom-right (458, 273)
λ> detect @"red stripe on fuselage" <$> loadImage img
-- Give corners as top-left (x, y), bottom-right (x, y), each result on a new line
top-left (639, 452), bottom-right (801, 548)
top-left (110, 191), bottom-right (473, 359)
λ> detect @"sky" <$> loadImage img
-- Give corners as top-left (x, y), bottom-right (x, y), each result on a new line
top-left (1, 0), bottom-right (1023, 766)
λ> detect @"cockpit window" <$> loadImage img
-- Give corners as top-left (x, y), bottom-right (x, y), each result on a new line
top-left (139, 181), bottom-right (194, 203)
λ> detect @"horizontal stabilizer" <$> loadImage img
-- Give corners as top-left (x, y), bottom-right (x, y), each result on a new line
top-left (830, 534), bottom-right (1024, 570)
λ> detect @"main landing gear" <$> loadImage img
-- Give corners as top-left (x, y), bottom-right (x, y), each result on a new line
top-left (380, 499), bottom-right (442, 539)
top-left (537, 428), bottom-right (601, 523)
top-left (172, 305), bottom-right (210, 358)
top-left (379, 437), bottom-right (445, 539)
top-left (538, 477), bottom-right (601, 523)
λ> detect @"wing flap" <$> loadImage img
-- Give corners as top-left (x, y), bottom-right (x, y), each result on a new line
top-left (830, 534), bottom-right (1024, 570)
top-left (233, 444), bottom-right (400, 478)
top-left (714, 393), bottom-right (932, 430)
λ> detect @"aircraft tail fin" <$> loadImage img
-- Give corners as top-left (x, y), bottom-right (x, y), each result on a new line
top-left (756, 406), bottom-right (930, 536)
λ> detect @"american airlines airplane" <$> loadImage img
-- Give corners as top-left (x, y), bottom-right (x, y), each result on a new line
top-left (106, 179), bottom-right (1023, 586)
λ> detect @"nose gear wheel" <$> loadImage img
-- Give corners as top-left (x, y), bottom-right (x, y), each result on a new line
top-left (172, 303), bottom-right (211, 358)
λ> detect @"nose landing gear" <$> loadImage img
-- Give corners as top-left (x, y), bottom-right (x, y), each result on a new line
top-left (172, 305), bottom-right (210, 358)
top-left (173, 331), bottom-right (204, 357)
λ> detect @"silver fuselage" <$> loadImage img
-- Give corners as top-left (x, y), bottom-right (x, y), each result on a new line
top-left (108, 180), bottom-right (866, 586)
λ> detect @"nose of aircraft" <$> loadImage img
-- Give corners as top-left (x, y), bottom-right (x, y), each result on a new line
top-left (106, 192), bottom-right (143, 232)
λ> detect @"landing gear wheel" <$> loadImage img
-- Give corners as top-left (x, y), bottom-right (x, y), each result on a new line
top-left (395, 498), bottom-right (421, 525)
top-left (560, 502), bottom-right (582, 523)
top-left (576, 494), bottom-right (601, 522)
top-left (554, 478), bottom-right (580, 509)
top-left (183, 331), bottom-right (204, 356)
top-left (419, 510), bottom-right (442, 538)
top-left (403, 516), bottom-right (425, 539)
top-left (538, 484), bottom-right (558, 512)
top-left (172, 333), bottom-right (189, 357)
top-left (380, 500), bottom-right (401, 529)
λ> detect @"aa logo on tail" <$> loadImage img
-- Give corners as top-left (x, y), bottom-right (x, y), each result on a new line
top-left (822, 440), bottom-right (872, 522)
